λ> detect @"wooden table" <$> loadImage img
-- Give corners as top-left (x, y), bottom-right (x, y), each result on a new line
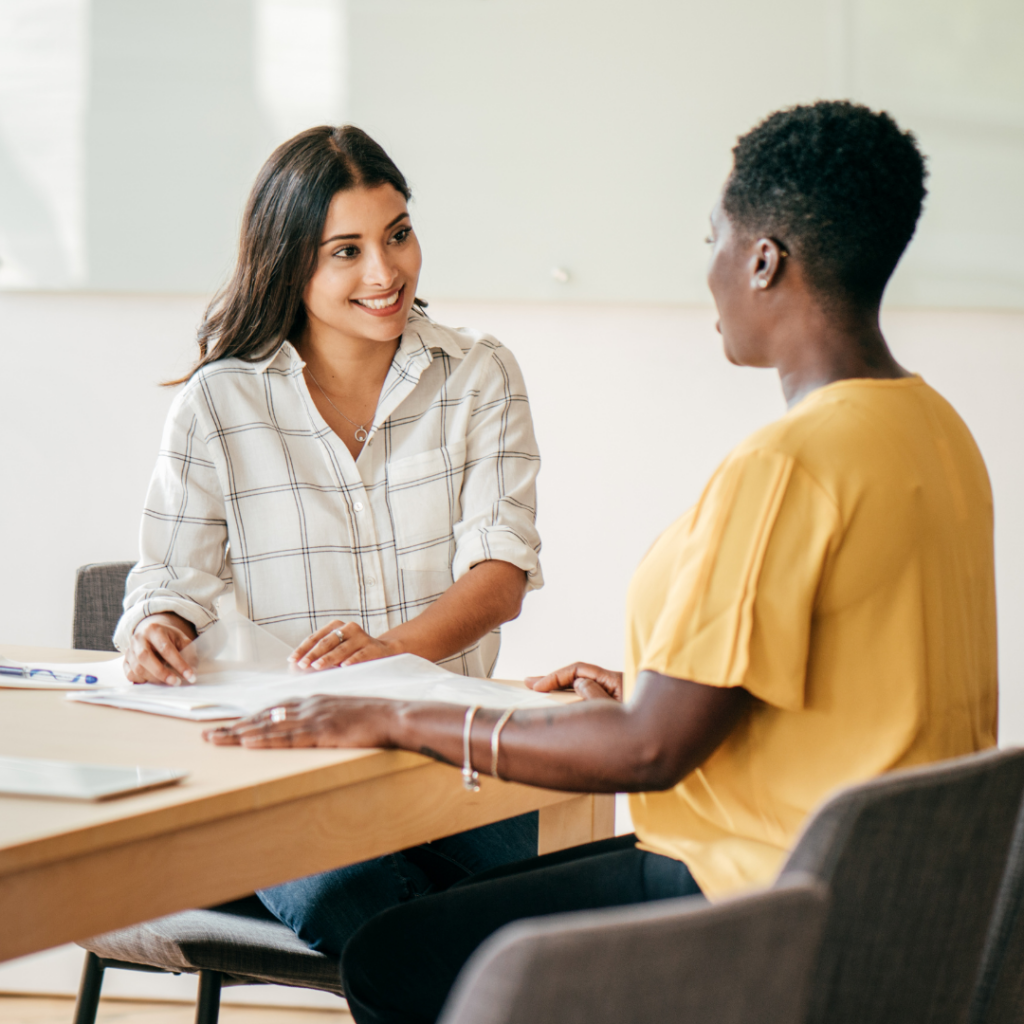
top-left (0, 645), bottom-right (614, 965)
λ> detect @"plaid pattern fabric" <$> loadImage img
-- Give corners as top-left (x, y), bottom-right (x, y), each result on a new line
top-left (114, 312), bottom-right (543, 677)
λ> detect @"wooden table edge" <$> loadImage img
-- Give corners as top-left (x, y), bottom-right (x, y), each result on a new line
top-left (0, 647), bottom-right (588, 879)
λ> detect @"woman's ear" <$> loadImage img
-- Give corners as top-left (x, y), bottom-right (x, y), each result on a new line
top-left (751, 237), bottom-right (787, 291)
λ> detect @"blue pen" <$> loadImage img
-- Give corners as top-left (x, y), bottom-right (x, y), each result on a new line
top-left (0, 665), bottom-right (99, 685)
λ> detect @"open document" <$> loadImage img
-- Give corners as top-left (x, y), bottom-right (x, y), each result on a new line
top-left (66, 613), bottom-right (557, 721)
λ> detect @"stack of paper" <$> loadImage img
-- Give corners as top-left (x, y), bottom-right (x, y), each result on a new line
top-left (67, 653), bottom-right (556, 721)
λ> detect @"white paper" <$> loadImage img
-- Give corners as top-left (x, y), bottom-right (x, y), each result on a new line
top-left (181, 610), bottom-right (294, 676)
top-left (64, 616), bottom-right (556, 720)
top-left (68, 653), bottom-right (556, 720)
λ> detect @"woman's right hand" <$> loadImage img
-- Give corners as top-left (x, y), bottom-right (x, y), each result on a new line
top-left (526, 662), bottom-right (624, 702)
top-left (125, 613), bottom-right (198, 686)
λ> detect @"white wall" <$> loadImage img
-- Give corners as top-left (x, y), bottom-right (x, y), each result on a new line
top-left (0, 291), bottom-right (201, 649)
top-left (356, 0), bottom-right (1024, 308)
top-left (1, 292), bottom-right (1022, 999)
top-left (4, 0), bottom-right (1024, 305)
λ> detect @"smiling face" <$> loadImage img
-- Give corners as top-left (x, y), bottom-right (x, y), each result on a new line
top-left (706, 197), bottom-right (773, 368)
top-left (301, 184), bottom-right (422, 349)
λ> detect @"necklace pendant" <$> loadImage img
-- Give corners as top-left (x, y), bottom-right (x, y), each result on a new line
top-left (354, 427), bottom-right (369, 443)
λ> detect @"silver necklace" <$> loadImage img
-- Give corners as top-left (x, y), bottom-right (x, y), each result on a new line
top-left (305, 368), bottom-right (370, 443)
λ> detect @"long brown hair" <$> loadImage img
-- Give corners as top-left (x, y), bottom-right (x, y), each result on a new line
top-left (170, 125), bottom-right (415, 384)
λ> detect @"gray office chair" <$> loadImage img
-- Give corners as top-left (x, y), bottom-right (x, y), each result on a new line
top-left (72, 562), bottom-right (137, 651)
top-left (439, 748), bottom-right (1024, 1024)
top-left (966, 787), bottom-right (1024, 1023)
top-left (781, 747), bottom-right (1024, 1024)
top-left (70, 562), bottom-right (346, 1024)
top-left (439, 878), bottom-right (829, 1024)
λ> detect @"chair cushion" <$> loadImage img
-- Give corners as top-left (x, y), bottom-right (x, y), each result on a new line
top-left (79, 896), bottom-right (344, 994)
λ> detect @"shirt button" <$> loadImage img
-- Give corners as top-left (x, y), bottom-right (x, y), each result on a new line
top-left (353, 501), bottom-right (364, 512)
top-left (365, 576), bottom-right (377, 586)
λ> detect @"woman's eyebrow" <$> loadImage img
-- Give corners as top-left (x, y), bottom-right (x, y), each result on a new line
top-left (320, 212), bottom-right (411, 247)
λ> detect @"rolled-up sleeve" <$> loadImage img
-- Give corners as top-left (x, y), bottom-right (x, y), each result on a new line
top-left (451, 342), bottom-right (544, 590)
top-left (113, 391), bottom-right (231, 650)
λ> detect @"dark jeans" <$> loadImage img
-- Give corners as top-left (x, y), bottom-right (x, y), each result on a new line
top-left (257, 812), bottom-right (538, 956)
top-left (340, 833), bottom-right (703, 1024)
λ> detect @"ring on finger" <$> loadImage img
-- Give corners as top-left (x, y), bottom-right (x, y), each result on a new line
top-left (270, 706), bottom-right (289, 724)
top-left (332, 627), bottom-right (345, 644)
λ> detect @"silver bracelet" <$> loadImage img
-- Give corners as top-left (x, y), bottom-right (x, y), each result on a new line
top-left (462, 704), bottom-right (482, 792)
top-left (490, 708), bottom-right (516, 780)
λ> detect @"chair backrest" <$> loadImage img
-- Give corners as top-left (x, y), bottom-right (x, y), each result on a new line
top-left (779, 747), bottom-right (1024, 1024)
top-left (439, 877), bottom-right (828, 1024)
top-left (967, 794), bottom-right (1024, 1024)
top-left (72, 561), bottom-right (135, 652)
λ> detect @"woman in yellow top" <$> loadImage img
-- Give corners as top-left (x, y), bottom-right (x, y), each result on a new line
top-left (207, 100), bottom-right (998, 1024)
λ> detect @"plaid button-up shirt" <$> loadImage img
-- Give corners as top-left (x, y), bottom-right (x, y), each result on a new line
top-left (114, 312), bottom-right (543, 677)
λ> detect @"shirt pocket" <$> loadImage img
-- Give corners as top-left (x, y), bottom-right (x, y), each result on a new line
top-left (386, 441), bottom-right (466, 571)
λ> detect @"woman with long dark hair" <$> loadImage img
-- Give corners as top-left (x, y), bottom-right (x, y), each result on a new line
top-left (115, 125), bottom-right (543, 952)
top-left (209, 102), bottom-right (997, 1023)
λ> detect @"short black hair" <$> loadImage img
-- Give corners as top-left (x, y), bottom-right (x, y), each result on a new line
top-left (722, 101), bottom-right (927, 308)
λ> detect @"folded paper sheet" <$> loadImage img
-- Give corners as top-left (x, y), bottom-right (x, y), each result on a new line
top-left (67, 614), bottom-right (556, 720)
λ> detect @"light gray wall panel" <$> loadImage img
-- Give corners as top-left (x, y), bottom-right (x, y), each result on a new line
top-left (0, 0), bottom-right (1020, 307)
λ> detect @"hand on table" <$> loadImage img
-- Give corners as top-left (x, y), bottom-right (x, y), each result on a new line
top-left (125, 613), bottom-right (198, 686)
top-left (203, 695), bottom-right (394, 749)
top-left (290, 621), bottom-right (401, 670)
top-left (526, 662), bottom-right (624, 702)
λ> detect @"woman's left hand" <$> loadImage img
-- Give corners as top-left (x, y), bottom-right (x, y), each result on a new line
top-left (290, 621), bottom-right (401, 670)
top-left (203, 695), bottom-right (396, 748)
top-left (526, 662), bottom-right (624, 702)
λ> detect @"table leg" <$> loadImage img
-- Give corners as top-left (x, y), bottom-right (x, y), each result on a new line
top-left (537, 793), bottom-right (616, 855)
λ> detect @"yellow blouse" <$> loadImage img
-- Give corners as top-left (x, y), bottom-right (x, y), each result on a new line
top-left (625, 376), bottom-right (997, 899)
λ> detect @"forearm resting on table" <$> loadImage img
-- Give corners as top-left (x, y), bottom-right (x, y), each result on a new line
top-left (381, 559), bottom-right (527, 664)
top-left (389, 671), bottom-right (750, 793)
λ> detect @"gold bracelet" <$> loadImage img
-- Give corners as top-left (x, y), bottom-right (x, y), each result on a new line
top-left (490, 707), bottom-right (516, 780)
top-left (462, 705), bottom-right (482, 792)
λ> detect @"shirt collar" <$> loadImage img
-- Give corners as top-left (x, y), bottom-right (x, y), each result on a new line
top-left (398, 309), bottom-right (466, 364)
top-left (253, 341), bottom-right (298, 374)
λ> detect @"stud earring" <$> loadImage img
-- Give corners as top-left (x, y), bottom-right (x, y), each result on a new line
top-left (758, 279), bottom-right (769, 289)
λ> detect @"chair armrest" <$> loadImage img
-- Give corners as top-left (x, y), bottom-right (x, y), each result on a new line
top-left (439, 875), bottom-right (827, 1024)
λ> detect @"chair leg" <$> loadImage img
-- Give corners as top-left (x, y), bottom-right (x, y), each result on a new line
top-left (195, 970), bottom-right (223, 1024)
top-left (72, 952), bottom-right (105, 1024)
